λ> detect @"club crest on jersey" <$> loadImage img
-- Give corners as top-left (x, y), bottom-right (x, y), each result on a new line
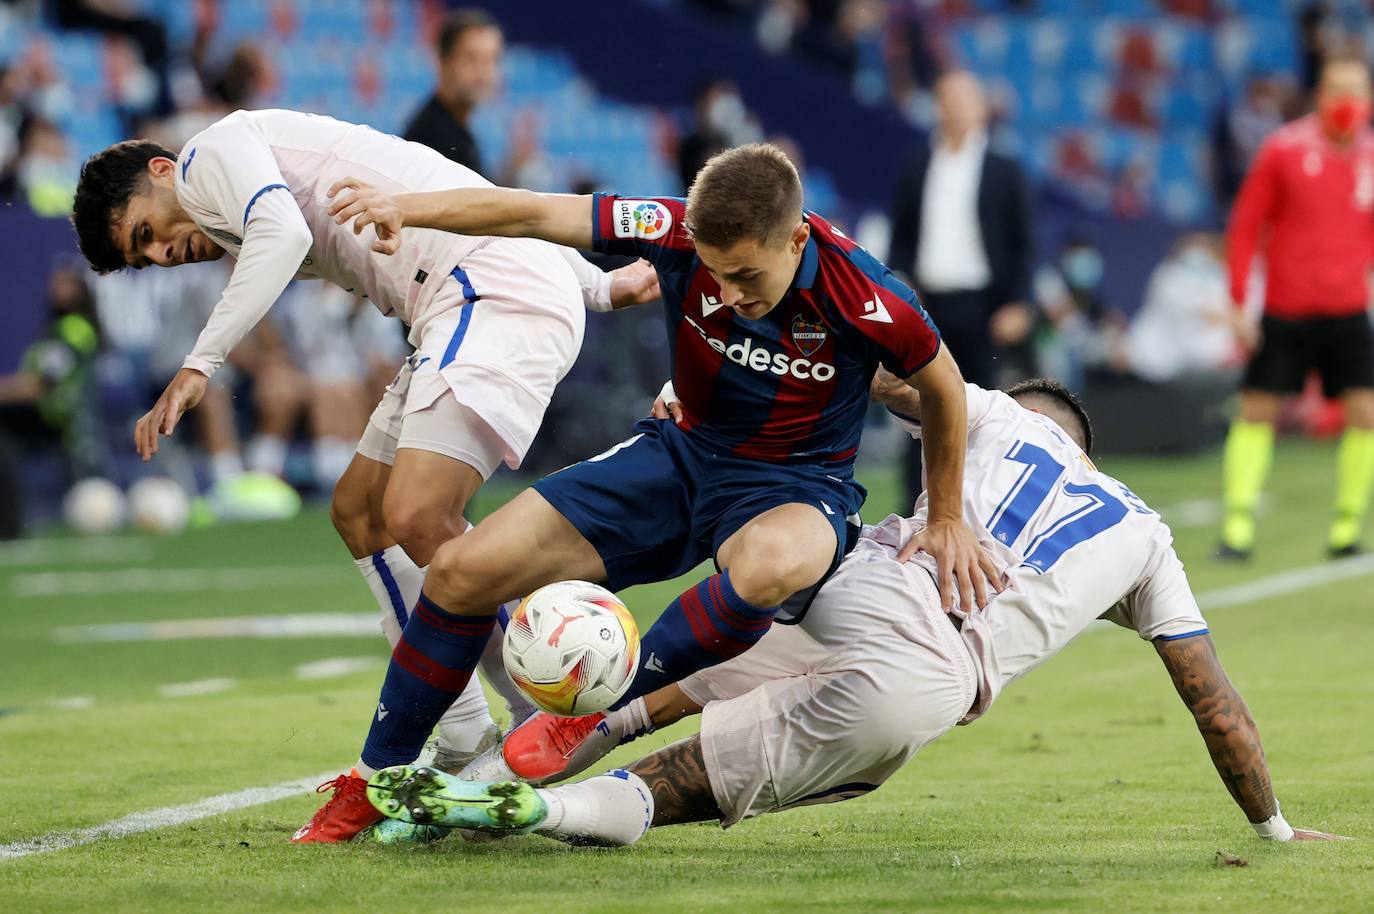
top-left (612, 200), bottom-right (672, 241)
top-left (791, 316), bottom-right (827, 356)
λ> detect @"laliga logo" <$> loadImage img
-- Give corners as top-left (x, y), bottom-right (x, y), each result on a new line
top-left (684, 314), bottom-right (836, 381)
top-left (613, 200), bottom-right (672, 240)
top-left (633, 203), bottom-right (666, 235)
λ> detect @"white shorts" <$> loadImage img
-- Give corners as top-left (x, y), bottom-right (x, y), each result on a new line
top-left (356, 237), bottom-right (585, 476)
top-left (678, 538), bottom-right (979, 827)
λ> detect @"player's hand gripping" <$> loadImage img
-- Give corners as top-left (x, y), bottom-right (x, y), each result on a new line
top-left (651, 380), bottom-right (685, 424)
top-left (134, 367), bottom-right (208, 461)
top-left (609, 259), bottom-right (661, 308)
top-left (899, 519), bottom-right (1002, 613)
top-left (327, 178), bottom-right (405, 255)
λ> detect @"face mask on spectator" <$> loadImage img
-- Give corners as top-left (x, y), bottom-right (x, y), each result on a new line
top-left (1319, 97), bottom-right (1370, 138)
top-left (1062, 249), bottom-right (1103, 289)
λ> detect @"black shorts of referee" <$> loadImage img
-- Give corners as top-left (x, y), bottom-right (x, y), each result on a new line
top-left (1243, 312), bottom-right (1374, 396)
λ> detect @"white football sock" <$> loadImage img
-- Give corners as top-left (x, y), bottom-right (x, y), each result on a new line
top-left (245, 434), bottom-right (287, 477)
top-left (479, 601), bottom-right (536, 727)
top-left (605, 697), bottom-right (654, 743)
top-left (535, 771), bottom-right (654, 846)
top-left (210, 450), bottom-right (244, 484)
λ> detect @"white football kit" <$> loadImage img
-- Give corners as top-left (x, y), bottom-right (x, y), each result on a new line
top-left (680, 383), bottom-right (1209, 825)
top-left (174, 108), bottom-right (611, 477)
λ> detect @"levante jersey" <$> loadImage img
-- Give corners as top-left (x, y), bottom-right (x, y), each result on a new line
top-left (591, 195), bottom-right (942, 464)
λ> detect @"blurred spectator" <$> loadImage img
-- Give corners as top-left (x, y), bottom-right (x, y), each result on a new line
top-left (1215, 74), bottom-right (1293, 208)
top-left (889, 69), bottom-right (1033, 505)
top-left (402, 8), bottom-right (503, 175)
top-left (1033, 234), bottom-right (1127, 393)
top-left (12, 114), bottom-right (78, 216)
top-left (1126, 233), bottom-right (1241, 384)
top-left (54, 0), bottom-right (172, 117)
top-left (0, 256), bottom-right (109, 488)
top-left (678, 79), bottom-right (762, 190)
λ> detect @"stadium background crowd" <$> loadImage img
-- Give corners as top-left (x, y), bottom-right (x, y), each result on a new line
top-left (2, 0), bottom-right (1372, 534)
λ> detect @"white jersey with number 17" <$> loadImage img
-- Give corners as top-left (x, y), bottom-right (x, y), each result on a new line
top-left (889, 383), bottom-right (1209, 722)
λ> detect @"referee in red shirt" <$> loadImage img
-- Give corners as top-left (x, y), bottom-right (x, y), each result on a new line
top-left (1221, 54), bottom-right (1374, 559)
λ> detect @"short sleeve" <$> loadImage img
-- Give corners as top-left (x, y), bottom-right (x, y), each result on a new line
top-left (590, 194), bottom-right (696, 273)
top-left (820, 247), bottom-right (941, 377)
top-left (177, 118), bottom-right (293, 237)
top-left (890, 382), bottom-right (1000, 440)
top-left (1100, 544), bottom-right (1210, 642)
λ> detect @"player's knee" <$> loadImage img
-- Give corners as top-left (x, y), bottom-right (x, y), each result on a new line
top-left (330, 474), bottom-right (377, 553)
top-left (426, 534), bottom-right (503, 613)
top-left (383, 499), bottom-right (455, 564)
top-left (728, 527), bottom-right (827, 607)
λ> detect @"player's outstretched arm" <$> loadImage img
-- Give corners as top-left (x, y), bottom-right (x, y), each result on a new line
top-left (327, 179), bottom-right (593, 253)
top-left (896, 345), bottom-right (1002, 611)
top-left (1154, 634), bottom-right (1346, 841)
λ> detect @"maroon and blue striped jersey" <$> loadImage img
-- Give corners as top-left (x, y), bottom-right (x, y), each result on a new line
top-left (592, 194), bottom-right (942, 465)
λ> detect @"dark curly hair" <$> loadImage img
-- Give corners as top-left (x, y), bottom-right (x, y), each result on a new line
top-left (1007, 377), bottom-right (1094, 455)
top-left (71, 140), bottom-right (177, 274)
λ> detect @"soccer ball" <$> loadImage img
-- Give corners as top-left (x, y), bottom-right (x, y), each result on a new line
top-left (128, 476), bottom-right (190, 534)
top-left (62, 477), bottom-right (126, 535)
top-left (502, 581), bottom-right (640, 716)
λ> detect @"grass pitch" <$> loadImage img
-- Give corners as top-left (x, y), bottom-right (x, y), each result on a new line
top-left (1, 440), bottom-right (1370, 913)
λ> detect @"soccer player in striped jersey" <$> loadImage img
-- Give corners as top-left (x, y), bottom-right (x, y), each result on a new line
top-left (318, 143), bottom-right (1001, 841)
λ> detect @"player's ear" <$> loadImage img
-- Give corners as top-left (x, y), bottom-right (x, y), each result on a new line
top-left (148, 156), bottom-right (177, 179)
top-left (789, 221), bottom-right (809, 254)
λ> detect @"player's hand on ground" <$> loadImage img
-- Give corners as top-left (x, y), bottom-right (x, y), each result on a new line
top-left (898, 519), bottom-right (1002, 612)
top-left (651, 380), bottom-right (684, 424)
top-left (326, 178), bottom-right (404, 254)
top-left (1289, 827), bottom-right (1352, 841)
top-left (609, 259), bottom-right (660, 309)
top-left (134, 367), bottom-right (208, 461)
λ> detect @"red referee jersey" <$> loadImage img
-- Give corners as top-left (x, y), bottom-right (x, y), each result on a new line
top-left (1227, 114), bottom-right (1374, 319)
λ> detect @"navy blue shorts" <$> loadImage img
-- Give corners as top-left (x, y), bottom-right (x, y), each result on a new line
top-left (533, 418), bottom-right (866, 615)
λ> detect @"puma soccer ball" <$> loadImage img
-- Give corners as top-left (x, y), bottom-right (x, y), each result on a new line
top-left (502, 581), bottom-right (640, 716)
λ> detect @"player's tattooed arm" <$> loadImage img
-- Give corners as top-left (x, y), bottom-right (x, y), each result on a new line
top-left (1154, 634), bottom-right (1277, 823)
top-left (627, 735), bottom-right (722, 827)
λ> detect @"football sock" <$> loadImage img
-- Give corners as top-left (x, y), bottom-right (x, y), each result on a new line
top-left (615, 571), bottom-right (776, 706)
top-left (210, 450), bottom-right (244, 484)
top-left (1221, 419), bottom-right (1274, 551)
top-left (535, 770), bottom-right (654, 846)
top-left (606, 697), bottom-right (654, 743)
top-left (479, 600), bottom-right (537, 726)
top-left (360, 592), bottom-right (497, 771)
top-left (245, 434), bottom-right (288, 477)
top-left (1330, 427), bottom-right (1374, 550)
top-left (357, 544), bottom-right (421, 648)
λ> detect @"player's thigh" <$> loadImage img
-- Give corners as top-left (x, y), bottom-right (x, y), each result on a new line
top-left (716, 502), bottom-right (838, 602)
top-left (429, 488), bottom-right (609, 611)
top-left (383, 447), bottom-right (484, 532)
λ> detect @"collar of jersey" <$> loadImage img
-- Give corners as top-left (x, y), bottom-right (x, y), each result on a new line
top-left (790, 227), bottom-right (820, 293)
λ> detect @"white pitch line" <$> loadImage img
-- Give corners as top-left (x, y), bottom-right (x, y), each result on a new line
top-left (12, 565), bottom-right (342, 598)
top-left (0, 770), bottom-right (336, 861)
top-left (293, 656), bottom-right (383, 680)
top-left (157, 678), bottom-right (236, 698)
top-left (55, 612), bottom-right (380, 643)
top-left (0, 536), bottom-right (157, 567)
top-left (1196, 551), bottom-right (1374, 611)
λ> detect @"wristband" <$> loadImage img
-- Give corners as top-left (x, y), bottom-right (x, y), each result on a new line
top-left (1252, 807), bottom-right (1294, 841)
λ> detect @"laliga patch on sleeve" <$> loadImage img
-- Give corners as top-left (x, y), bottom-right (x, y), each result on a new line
top-left (612, 200), bottom-right (672, 241)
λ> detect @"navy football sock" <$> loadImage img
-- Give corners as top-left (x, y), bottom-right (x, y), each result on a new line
top-left (360, 592), bottom-right (497, 771)
top-left (614, 570), bottom-right (776, 706)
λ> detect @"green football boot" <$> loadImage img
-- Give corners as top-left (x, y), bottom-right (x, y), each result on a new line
top-left (354, 817), bottom-right (453, 846)
top-left (366, 766), bottom-right (548, 833)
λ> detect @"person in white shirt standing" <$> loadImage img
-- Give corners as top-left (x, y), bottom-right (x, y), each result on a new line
top-left (889, 70), bottom-right (1035, 509)
top-left (361, 376), bottom-right (1342, 849)
top-left (69, 108), bottom-right (660, 842)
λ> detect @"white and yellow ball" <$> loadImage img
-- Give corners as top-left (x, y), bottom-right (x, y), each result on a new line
top-left (502, 581), bottom-right (640, 716)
